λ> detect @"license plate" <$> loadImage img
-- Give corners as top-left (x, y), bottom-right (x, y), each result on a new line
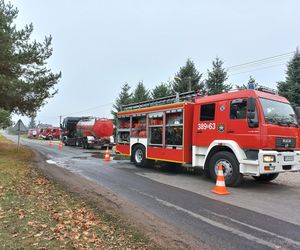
top-left (284, 156), bottom-right (294, 161)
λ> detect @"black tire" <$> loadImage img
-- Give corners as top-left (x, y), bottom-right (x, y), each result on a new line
top-left (63, 138), bottom-right (68, 146)
top-left (82, 138), bottom-right (87, 149)
top-left (132, 145), bottom-right (154, 168)
top-left (203, 167), bottom-right (211, 178)
top-left (253, 173), bottom-right (279, 182)
top-left (209, 151), bottom-right (243, 187)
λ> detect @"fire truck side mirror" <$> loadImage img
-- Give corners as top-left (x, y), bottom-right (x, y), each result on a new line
top-left (247, 97), bottom-right (256, 113)
top-left (247, 112), bottom-right (255, 119)
top-left (247, 97), bottom-right (258, 128)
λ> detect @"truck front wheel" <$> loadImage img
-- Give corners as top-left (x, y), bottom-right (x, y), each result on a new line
top-left (253, 173), bottom-right (279, 182)
top-left (132, 145), bottom-right (154, 168)
top-left (209, 151), bottom-right (243, 187)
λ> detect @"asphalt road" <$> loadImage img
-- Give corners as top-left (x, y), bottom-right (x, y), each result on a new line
top-left (5, 134), bottom-right (300, 250)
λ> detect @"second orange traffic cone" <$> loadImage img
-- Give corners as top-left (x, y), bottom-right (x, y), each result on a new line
top-left (104, 147), bottom-right (111, 161)
top-left (58, 140), bottom-right (63, 150)
top-left (211, 163), bottom-right (230, 195)
top-left (49, 140), bottom-right (53, 147)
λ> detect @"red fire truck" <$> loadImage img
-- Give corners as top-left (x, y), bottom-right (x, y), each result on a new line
top-left (40, 127), bottom-right (61, 140)
top-left (116, 89), bottom-right (300, 186)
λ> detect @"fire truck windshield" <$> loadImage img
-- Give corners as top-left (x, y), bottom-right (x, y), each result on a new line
top-left (259, 98), bottom-right (298, 127)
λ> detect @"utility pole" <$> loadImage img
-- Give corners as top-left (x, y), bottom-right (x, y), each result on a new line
top-left (17, 120), bottom-right (20, 152)
top-left (59, 115), bottom-right (62, 140)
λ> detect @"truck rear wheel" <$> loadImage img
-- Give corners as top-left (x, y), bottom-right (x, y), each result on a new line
top-left (252, 173), bottom-right (279, 182)
top-left (132, 145), bottom-right (154, 168)
top-left (209, 151), bottom-right (243, 187)
top-left (82, 138), bottom-right (87, 149)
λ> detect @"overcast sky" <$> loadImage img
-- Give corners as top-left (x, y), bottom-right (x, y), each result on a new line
top-left (11, 0), bottom-right (300, 126)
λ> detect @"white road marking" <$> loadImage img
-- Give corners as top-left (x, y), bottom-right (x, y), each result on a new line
top-left (132, 189), bottom-right (299, 249)
top-left (205, 209), bottom-right (300, 248)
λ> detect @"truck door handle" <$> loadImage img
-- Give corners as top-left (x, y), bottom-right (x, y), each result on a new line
top-left (227, 130), bottom-right (235, 133)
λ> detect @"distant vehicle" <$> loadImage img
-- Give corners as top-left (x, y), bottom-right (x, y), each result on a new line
top-left (116, 88), bottom-right (300, 187)
top-left (61, 117), bottom-right (114, 149)
top-left (27, 128), bottom-right (38, 138)
top-left (40, 127), bottom-right (61, 140)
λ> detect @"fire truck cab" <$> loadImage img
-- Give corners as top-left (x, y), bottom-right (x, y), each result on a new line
top-left (116, 89), bottom-right (300, 186)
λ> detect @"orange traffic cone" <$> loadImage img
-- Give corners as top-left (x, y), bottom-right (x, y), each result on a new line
top-left (58, 140), bottom-right (63, 150)
top-left (104, 147), bottom-right (111, 161)
top-left (211, 163), bottom-right (230, 195)
top-left (49, 140), bottom-right (53, 147)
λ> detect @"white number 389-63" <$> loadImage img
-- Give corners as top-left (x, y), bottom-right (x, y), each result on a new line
top-left (198, 122), bottom-right (216, 130)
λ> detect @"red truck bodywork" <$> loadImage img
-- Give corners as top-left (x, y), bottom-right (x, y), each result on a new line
top-left (40, 127), bottom-right (61, 140)
top-left (116, 89), bottom-right (300, 186)
top-left (62, 117), bottom-right (114, 148)
top-left (76, 118), bottom-right (113, 139)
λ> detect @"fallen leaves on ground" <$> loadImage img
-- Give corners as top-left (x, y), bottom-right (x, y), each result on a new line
top-left (0, 136), bottom-right (155, 249)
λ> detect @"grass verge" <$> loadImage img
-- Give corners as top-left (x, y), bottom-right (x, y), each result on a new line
top-left (0, 135), bottom-right (156, 249)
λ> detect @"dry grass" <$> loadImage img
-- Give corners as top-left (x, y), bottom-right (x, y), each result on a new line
top-left (0, 135), bottom-right (156, 249)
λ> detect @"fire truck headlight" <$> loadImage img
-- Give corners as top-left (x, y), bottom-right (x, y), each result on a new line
top-left (263, 155), bottom-right (276, 162)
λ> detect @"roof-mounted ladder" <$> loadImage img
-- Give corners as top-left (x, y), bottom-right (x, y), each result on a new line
top-left (121, 90), bottom-right (198, 111)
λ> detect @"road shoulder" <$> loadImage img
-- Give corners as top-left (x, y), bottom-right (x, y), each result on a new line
top-left (32, 149), bottom-right (210, 250)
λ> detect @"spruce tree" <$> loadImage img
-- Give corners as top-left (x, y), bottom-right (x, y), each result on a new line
top-left (111, 83), bottom-right (132, 119)
top-left (28, 115), bottom-right (37, 129)
top-left (0, 1), bottom-right (61, 116)
top-left (277, 49), bottom-right (300, 106)
top-left (152, 82), bottom-right (173, 99)
top-left (132, 81), bottom-right (150, 103)
top-left (172, 59), bottom-right (203, 93)
top-left (205, 57), bottom-right (231, 95)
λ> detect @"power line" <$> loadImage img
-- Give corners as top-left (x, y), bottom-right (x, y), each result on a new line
top-left (226, 52), bottom-right (293, 70)
top-left (61, 102), bottom-right (113, 117)
top-left (228, 63), bottom-right (286, 76)
top-left (202, 51), bottom-right (293, 78)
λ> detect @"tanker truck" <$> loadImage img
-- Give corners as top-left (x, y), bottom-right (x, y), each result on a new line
top-left (61, 117), bottom-right (114, 149)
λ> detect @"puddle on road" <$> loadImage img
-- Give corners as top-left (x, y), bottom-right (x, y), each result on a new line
top-left (46, 160), bottom-right (57, 164)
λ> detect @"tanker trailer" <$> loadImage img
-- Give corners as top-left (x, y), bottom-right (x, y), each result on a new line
top-left (75, 117), bottom-right (114, 149)
top-left (62, 117), bottom-right (114, 149)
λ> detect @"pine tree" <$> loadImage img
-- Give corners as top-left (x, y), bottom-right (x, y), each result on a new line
top-left (0, 108), bottom-right (12, 129)
top-left (277, 49), bottom-right (300, 106)
top-left (152, 82), bottom-right (173, 99)
top-left (172, 59), bottom-right (203, 93)
top-left (205, 57), bottom-right (231, 95)
top-left (0, 1), bottom-right (61, 116)
top-left (132, 81), bottom-right (150, 103)
top-left (111, 83), bottom-right (132, 119)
